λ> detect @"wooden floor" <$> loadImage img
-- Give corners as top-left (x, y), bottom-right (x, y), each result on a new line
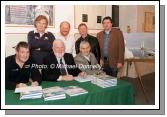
top-left (121, 72), bottom-right (155, 105)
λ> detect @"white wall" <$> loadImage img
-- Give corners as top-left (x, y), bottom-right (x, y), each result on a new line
top-left (119, 5), bottom-right (138, 33)
top-left (119, 5), bottom-right (155, 32)
top-left (54, 5), bottom-right (74, 34)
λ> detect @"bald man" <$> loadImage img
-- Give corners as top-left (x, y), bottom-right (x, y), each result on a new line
top-left (42, 40), bottom-right (85, 81)
top-left (55, 21), bottom-right (76, 57)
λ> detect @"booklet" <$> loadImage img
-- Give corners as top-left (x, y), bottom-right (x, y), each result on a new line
top-left (91, 75), bottom-right (117, 88)
top-left (42, 86), bottom-right (66, 101)
top-left (63, 86), bottom-right (88, 96)
top-left (74, 75), bottom-right (93, 83)
top-left (20, 90), bottom-right (43, 100)
top-left (17, 86), bottom-right (43, 100)
top-left (15, 86), bottom-right (42, 93)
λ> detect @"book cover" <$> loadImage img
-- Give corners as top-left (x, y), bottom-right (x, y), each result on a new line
top-left (63, 86), bottom-right (88, 96)
top-left (43, 86), bottom-right (66, 101)
top-left (74, 75), bottom-right (93, 83)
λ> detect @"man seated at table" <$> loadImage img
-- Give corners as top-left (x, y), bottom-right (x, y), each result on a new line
top-left (74, 41), bottom-right (102, 75)
top-left (5, 41), bottom-right (42, 90)
top-left (42, 39), bottom-right (86, 81)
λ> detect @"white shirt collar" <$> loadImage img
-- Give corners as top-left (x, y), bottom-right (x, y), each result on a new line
top-left (56, 56), bottom-right (68, 74)
top-left (104, 29), bottom-right (111, 34)
top-left (83, 54), bottom-right (90, 61)
top-left (57, 32), bottom-right (70, 40)
top-left (56, 56), bottom-right (65, 64)
top-left (34, 29), bottom-right (48, 34)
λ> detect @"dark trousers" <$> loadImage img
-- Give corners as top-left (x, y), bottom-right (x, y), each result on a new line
top-left (103, 59), bottom-right (118, 77)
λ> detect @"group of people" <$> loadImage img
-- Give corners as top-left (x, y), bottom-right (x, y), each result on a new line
top-left (5, 15), bottom-right (125, 90)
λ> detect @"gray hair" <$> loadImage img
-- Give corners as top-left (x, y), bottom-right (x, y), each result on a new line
top-left (52, 39), bottom-right (65, 49)
top-left (79, 41), bottom-right (90, 49)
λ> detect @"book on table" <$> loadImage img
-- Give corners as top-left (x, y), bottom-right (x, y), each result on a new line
top-left (20, 90), bottom-right (43, 100)
top-left (15, 86), bottom-right (43, 100)
top-left (42, 86), bottom-right (66, 101)
top-left (15, 86), bottom-right (42, 93)
top-left (74, 75), bottom-right (94, 83)
top-left (91, 75), bottom-right (117, 88)
top-left (63, 86), bottom-right (88, 96)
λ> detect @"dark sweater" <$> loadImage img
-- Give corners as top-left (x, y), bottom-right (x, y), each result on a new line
top-left (27, 31), bottom-right (55, 65)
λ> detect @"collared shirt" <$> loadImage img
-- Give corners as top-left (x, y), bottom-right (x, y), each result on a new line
top-left (83, 55), bottom-right (91, 66)
top-left (55, 33), bottom-right (76, 57)
top-left (56, 56), bottom-right (68, 75)
top-left (34, 29), bottom-right (48, 38)
top-left (83, 54), bottom-right (90, 62)
top-left (103, 31), bottom-right (111, 58)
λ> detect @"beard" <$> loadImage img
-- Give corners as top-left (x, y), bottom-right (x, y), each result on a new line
top-left (54, 52), bottom-right (65, 58)
top-left (61, 31), bottom-right (69, 37)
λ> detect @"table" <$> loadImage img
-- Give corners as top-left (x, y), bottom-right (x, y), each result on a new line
top-left (5, 79), bottom-right (135, 105)
top-left (124, 57), bottom-right (155, 103)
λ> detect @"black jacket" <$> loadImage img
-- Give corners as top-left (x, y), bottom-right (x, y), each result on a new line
top-left (42, 52), bottom-right (81, 81)
top-left (75, 34), bottom-right (101, 63)
top-left (5, 55), bottom-right (42, 90)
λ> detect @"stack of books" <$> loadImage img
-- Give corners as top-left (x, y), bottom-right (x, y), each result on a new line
top-left (42, 86), bottom-right (66, 101)
top-left (74, 75), bottom-right (93, 83)
top-left (20, 90), bottom-right (43, 100)
top-left (63, 86), bottom-right (88, 96)
top-left (91, 75), bottom-right (117, 88)
top-left (15, 86), bottom-right (43, 100)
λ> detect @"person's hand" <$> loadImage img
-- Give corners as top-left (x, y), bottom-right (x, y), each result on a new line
top-left (16, 83), bottom-right (27, 88)
top-left (79, 72), bottom-right (87, 78)
top-left (100, 59), bottom-right (104, 66)
top-left (117, 63), bottom-right (123, 69)
top-left (31, 81), bottom-right (39, 87)
top-left (96, 70), bottom-right (106, 75)
top-left (62, 75), bottom-right (74, 81)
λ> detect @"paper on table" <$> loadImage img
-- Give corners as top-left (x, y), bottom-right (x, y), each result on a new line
top-left (14, 86), bottom-right (42, 93)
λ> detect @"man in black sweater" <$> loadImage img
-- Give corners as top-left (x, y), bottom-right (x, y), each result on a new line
top-left (5, 42), bottom-right (42, 90)
top-left (42, 39), bottom-right (86, 81)
top-left (75, 23), bottom-right (101, 63)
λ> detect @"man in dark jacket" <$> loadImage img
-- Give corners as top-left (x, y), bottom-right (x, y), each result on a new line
top-left (42, 39), bottom-right (86, 81)
top-left (75, 23), bottom-right (101, 63)
top-left (5, 41), bottom-right (41, 90)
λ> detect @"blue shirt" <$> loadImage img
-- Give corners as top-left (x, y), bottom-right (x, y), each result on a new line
top-left (103, 31), bottom-right (110, 58)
